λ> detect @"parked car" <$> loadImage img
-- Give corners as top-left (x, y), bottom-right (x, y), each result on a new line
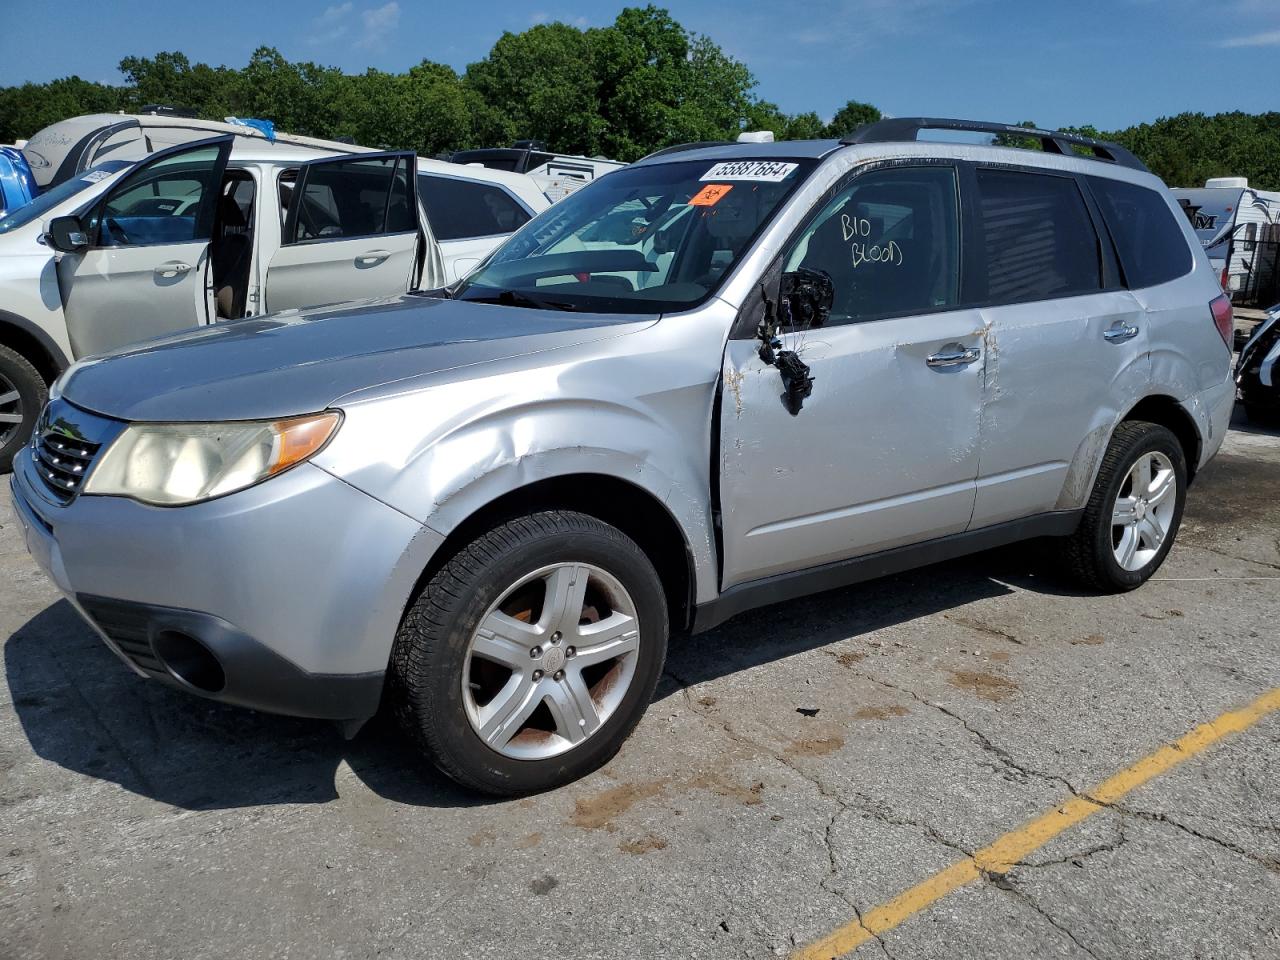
top-left (0, 136), bottom-right (548, 470)
top-left (0, 146), bottom-right (38, 216)
top-left (11, 119), bottom-right (1235, 794)
top-left (451, 141), bottom-right (625, 202)
top-left (1236, 302), bottom-right (1280, 423)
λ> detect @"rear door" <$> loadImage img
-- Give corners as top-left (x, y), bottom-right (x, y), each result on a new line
top-left (263, 152), bottom-right (418, 312)
top-left (965, 165), bottom-right (1148, 527)
top-left (416, 172), bottom-right (535, 281)
top-left (56, 136), bottom-right (232, 357)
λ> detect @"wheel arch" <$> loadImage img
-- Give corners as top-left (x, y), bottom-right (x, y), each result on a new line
top-left (0, 310), bottom-right (70, 385)
top-left (1121, 394), bottom-right (1203, 482)
top-left (408, 473), bottom-right (700, 634)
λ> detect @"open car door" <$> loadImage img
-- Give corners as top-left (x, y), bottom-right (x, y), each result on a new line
top-left (264, 151), bottom-right (420, 313)
top-left (55, 136), bottom-right (232, 358)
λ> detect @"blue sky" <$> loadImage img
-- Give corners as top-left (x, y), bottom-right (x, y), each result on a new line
top-left (4, 0), bottom-right (1278, 132)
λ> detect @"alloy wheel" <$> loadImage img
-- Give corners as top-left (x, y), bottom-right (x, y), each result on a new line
top-left (1111, 451), bottom-right (1177, 572)
top-left (0, 371), bottom-right (23, 448)
top-left (462, 562), bottom-right (641, 760)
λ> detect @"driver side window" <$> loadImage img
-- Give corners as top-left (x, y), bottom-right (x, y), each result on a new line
top-left (783, 165), bottom-right (960, 326)
top-left (93, 145), bottom-right (221, 247)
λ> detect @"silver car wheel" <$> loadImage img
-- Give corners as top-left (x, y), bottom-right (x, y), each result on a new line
top-left (0, 371), bottom-right (22, 447)
top-left (1111, 451), bottom-right (1177, 572)
top-left (462, 562), bottom-right (641, 760)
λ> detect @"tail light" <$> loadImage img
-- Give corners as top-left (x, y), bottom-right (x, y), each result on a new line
top-left (1210, 294), bottom-right (1233, 347)
top-left (1219, 265), bottom-right (1229, 291)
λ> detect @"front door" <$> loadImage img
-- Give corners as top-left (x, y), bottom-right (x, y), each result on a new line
top-left (56, 136), bottom-right (232, 357)
top-left (718, 164), bottom-right (985, 589)
top-left (264, 152), bottom-right (420, 312)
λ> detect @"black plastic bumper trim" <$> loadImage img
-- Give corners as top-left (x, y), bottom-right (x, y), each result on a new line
top-left (693, 510), bottom-right (1083, 633)
top-left (76, 594), bottom-right (384, 720)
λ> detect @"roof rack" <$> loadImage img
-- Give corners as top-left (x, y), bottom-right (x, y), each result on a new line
top-left (841, 118), bottom-right (1148, 172)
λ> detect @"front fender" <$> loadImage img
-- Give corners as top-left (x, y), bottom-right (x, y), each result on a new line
top-left (315, 359), bottom-right (722, 605)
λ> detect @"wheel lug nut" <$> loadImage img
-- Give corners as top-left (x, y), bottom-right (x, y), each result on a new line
top-left (553, 670), bottom-right (565, 681)
top-left (566, 646), bottom-right (576, 659)
top-left (532, 669), bottom-right (544, 682)
top-left (530, 646), bottom-right (541, 658)
top-left (551, 631), bottom-right (562, 645)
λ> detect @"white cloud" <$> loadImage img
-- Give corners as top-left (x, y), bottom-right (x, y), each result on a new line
top-left (308, 2), bottom-right (353, 44)
top-left (358, 1), bottom-right (401, 50)
top-left (1219, 28), bottom-right (1280, 47)
top-left (530, 12), bottom-right (549, 24)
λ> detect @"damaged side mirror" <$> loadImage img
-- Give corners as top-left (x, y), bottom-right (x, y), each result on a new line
top-left (755, 268), bottom-right (834, 417)
top-left (780, 268), bottom-right (834, 331)
top-left (45, 215), bottom-right (90, 254)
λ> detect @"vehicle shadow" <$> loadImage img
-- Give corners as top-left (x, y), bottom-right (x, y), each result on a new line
top-left (5, 545), bottom-right (1066, 812)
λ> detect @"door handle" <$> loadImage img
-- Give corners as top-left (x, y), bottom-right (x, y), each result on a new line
top-left (154, 261), bottom-right (191, 278)
top-left (926, 344), bottom-right (981, 368)
top-left (1103, 322), bottom-right (1140, 343)
top-left (355, 250), bottom-right (391, 267)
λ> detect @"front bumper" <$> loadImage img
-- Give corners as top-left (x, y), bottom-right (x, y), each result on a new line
top-left (11, 447), bottom-right (442, 720)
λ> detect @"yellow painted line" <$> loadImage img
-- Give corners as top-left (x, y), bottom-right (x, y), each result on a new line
top-left (793, 687), bottom-right (1280, 960)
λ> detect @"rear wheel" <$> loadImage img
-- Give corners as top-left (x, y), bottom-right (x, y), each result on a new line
top-left (1064, 421), bottom-right (1187, 592)
top-left (390, 510), bottom-right (668, 795)
top-left (0, 346), bottom-right (47, 473)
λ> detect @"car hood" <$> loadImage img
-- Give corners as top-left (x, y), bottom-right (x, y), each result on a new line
top-left (61, 294), bottom-right (655, 422)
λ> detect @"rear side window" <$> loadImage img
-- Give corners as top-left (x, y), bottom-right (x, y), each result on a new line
top-left (975, 169), bottom-right (1101, 303)
top-left (289, 155), bottom-right (414, 244)
top-left (1088, 177), bottom-right (1192, 288)
top-left (418, 174), bottom-right (531, 241)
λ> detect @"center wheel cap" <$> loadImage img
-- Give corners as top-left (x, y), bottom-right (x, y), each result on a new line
top-left (542, 646), bottom-right (567, 672)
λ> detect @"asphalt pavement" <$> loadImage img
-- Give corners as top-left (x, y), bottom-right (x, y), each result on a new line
top-left (3, 409), bottom-right (1278, 960)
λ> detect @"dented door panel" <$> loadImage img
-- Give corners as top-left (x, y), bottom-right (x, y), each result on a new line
top-left (717, 309), bottom-right (985, 590)
top-left (970, 290), bottom-right (1149, 525)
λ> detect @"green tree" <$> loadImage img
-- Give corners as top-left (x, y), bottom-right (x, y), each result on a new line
top-left (825, 100), bottom-right (881, 138)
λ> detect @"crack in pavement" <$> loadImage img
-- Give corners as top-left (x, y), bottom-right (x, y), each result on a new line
top-left (990, 872), bottom-right (1108, 960)
top-left (1108, 801), bottom-right (1280, 874)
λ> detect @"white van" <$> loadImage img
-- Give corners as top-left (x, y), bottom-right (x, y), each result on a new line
top-left (1172, 177), bottom-right (1280, 295)
top-left (0, 135), bottom-right (547, 469)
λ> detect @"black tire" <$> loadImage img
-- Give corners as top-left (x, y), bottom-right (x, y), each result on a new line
top-left (1064, 421), bottom-right (1187, 592)
top-left (0, 345), bottom-right (48, 474)
top-left (389, 510), bottom-right (668, 795)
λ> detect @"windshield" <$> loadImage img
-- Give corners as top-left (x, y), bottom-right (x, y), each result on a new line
top-left (0, 160), bottom-right (131, 235)
top-left (454, 157), bottom-right (816, 313)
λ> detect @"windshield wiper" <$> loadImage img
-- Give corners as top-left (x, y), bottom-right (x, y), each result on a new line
top-left (464, 289), bottom-right (580, 312)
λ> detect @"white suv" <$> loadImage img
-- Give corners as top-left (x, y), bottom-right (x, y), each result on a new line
top-left (0, 136), bottom-right (548, 469)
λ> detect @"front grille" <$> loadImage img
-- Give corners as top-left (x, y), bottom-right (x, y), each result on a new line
top-left (78, 596), bottom-right (168, 678)
top-left (35, 430), bottom-right (102, 502)
top-left (29, 399), bottom-right (123, 504)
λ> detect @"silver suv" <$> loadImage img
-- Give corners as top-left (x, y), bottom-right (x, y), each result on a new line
top-left (11, 119), bottom-right (1236, 794)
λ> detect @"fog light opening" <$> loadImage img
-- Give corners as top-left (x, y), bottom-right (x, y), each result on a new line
top-left (153, 630), bottom-right (226, 693)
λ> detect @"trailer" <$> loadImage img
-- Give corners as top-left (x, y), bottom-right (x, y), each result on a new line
top-left (1172, 177), bottom-right (1280, 301)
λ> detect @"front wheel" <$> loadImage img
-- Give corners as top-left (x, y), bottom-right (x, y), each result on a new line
top-left (0, 345), bottom-right (48, 474)
top-left (1064, 421), bottom-right (1187, 592)
top-left (389, 510), bottom-right (668, 795)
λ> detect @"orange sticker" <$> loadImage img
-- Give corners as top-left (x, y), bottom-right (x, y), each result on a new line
top-left (690, 183), bottom-right (733, 206)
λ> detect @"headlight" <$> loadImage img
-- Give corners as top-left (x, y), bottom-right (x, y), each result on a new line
top-left (83, 411), bottom-right (341, 506)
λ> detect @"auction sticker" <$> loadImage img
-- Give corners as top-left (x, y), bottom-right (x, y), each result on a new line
top-left (701, 160), bottom-right (798, 182)
top-left (690, 183), bottom-right (733, 206)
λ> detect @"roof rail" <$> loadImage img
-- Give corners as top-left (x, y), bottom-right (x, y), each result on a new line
top-left (841, 118), bottom-right (1148, 172)
top-left (638, 140), bottom-right (732, 162)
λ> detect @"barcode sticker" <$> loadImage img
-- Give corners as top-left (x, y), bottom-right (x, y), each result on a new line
top-left (701, 161), bottom-right (798, 183)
